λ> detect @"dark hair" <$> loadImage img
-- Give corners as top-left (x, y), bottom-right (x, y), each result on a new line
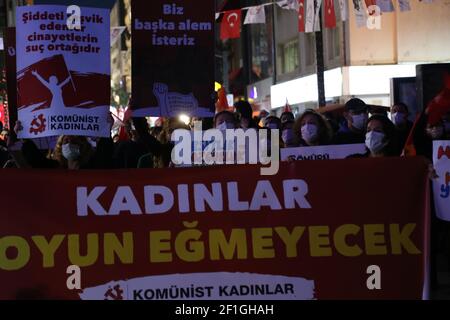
top-left (345, 98), bottom-right (367, 113)
top-left (294, 109), bottom-right (333, 145)
top-left (280, 112), bottom-right (295, 123)
top-left (234, 100), bottom-right (253, 119)
top-left (367, 114), bottom-right (400, 156)
top-left (281, 120), bottom-right (294, 131)
top-left (393, 102), bottom-right (409, 114)
top-left (264, 116), bottom-right (281, 128)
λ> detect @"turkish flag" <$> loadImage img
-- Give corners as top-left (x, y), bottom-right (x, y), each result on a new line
top-left (298, 0), bottom-right (305, 32)
top-left (324, 0), bottom-right (336, 28)
top-left (220, 10), bottom-right (241, 40)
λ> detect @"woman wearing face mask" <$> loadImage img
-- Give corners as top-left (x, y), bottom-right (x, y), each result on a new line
top-left (52, 135), bottom-right (93, 170)
top-left (357, 115), bottom-right (399, 157)
top-left (281, 120), bottom-right (297, 148)
top-left (409, 112), bottom-right (450, 161)
top-left (294, 109), bottom-right (333, 147)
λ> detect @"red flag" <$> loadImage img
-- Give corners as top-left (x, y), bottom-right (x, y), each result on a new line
top-left (324, 0), bottom-right (336, 28)
top-left (402, 113), bottom-right (421, 157)
top-left (0, 104), bottom-right (5, 126)
top-left (425, 72), bottom-right (450, 126)
top-left (216, 87), bottom-right (231, 113)
top-left (118, 125), bottom-right (129, 142)
top-left (284, 99), bottom-right (292, 113)
top-left (220, 10), bottom-right (241, 40)
top-left (298, 0), bottom-right (305, 32)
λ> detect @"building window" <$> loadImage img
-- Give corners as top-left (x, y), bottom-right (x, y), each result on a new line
top-left (305, 33), bottom-right (316, 67)
top-left (326, 26), bottom-right (340, 61)
top-left (281, 39), bottom-right (299, 74)
top-left (248, 3), bottom-right (274, 83)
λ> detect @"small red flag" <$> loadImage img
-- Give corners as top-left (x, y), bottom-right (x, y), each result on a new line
top-left (220, 10), bottom-right (242, 40)
top-left (284, 99), bottom-right (292, 113)
top-left (216, 87), bottom-right (231, 113)
top-left (324, 0), bottom-right (336, 28)
top-left (401, 113), bottom-right (421, 157)
top-left (298, 0), bottom-right (305, 32)
top-left (426, 72), bottom-right (450, 126)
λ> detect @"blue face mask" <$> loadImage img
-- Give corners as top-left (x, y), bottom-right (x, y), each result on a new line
top-left (301, 124), bottom-right (318, 143)
top-left (62, 143), bottom-right (81, 161)
top-left (282, 129), bottom-right (295, 145)
top-left (216, 121), bottom-right (234, 130)
top-left (392, 112), bottom-right (406, 126)
top-left (365, 131), bottom-right (387, 154)
top-left (351, 114), bottom-right (368, 131)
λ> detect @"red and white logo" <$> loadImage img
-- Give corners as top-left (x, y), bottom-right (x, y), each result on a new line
top-left (29, 114), bottom-right (46, 135)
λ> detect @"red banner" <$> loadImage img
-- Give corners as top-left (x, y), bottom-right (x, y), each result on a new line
top-left (0, 158), bottom-right (429, 300)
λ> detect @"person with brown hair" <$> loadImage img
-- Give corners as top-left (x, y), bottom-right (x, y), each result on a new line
top-left (294, 109), bottom-right (333, 146)
top-left (364, 114), bottom-right (400, 157)
top-left (52, 135), bottom-right (93, 169)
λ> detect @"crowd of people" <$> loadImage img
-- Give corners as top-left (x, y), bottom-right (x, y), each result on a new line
top-left (0, 97), bottom-right (449, 169)
top-left (0, 96), bottom-right (450, 294)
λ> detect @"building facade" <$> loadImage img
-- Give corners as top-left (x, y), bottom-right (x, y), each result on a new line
top-left (216, 0), bottom-right (450, 117)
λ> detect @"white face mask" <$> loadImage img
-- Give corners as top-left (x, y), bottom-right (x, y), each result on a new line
top-left (216, 121), bottom-right (234, 131)
top-left (365, 131), bottom-right (387, 154)
top-left (392, 112), bottom-right (406, 126)
top-left (351, 114), bottom-right (367, 131)
top-left (282, 129), bottom-right (295, 146)
top-left (426, 126), bottom-right (444, 140)
top-left (62, 143), bottom-right (81, 161)
top-left (301, 124), bottom-right (319, 144)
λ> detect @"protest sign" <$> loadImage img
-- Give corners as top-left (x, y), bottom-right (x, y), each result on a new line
top-left (281, 144), bottom-right (367, 161)
top-left (0, 158), bottom-right (429, 299)
top-left (432, 141), bottom-right (450, 221)
top-left (15, 5), bottom-right (110, 138)
top-left (131, 0), bottom-right (215, 117)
